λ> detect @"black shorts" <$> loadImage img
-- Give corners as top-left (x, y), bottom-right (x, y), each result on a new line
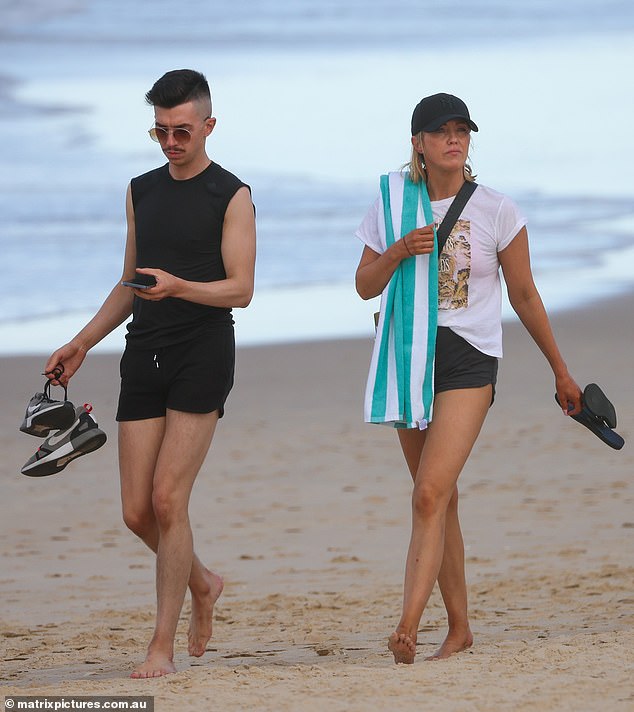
top-left (116, 328), bottom-right (235, 421)
top-left (434, 327), bottom-right (498, 403)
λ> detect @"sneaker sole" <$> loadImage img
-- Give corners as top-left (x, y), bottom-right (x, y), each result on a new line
top-left (21, 429), bottom-right (107, 478)
top-left (20, 403), bottom-right (77, 437)
top-left (583, 383), bottom-right (617, 429)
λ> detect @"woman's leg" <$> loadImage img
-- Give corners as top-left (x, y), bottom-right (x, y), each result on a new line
top-left (397, 427), bottom-right (473, 659)
top-left (429, 485), bottom-right (473, 659)
top-left (389, 386), bottom-right (491, 663)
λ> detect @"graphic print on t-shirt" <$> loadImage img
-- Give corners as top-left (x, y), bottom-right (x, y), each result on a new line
top-left (438, 219), bottom-right (471, 310)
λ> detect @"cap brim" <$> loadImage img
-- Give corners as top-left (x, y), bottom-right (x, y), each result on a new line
top-left (423, 114), bottom-right (479, 132)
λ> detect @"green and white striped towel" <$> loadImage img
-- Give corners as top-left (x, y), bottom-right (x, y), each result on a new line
top-left (364, 172), bottom-right (438, 429)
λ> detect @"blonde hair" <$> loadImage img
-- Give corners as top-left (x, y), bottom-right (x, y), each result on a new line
top-left (406, 132), bottom-right (476, 184)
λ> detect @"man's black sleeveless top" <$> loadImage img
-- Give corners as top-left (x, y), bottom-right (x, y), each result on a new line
top-left (126, 162), bottom-right (248, 348)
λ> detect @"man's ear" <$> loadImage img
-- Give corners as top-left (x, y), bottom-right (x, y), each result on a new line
top-left (205, 117), bottom-right (217, 137)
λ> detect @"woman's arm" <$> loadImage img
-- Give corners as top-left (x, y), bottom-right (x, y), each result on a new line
top-left (498, 227), bottom-right (582, 415)
top-left (355, 224), bottom-right (436, 300)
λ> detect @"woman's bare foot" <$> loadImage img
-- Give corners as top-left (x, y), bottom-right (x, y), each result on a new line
top-left (388, 631), bottom-right (417, 664)
top-left (130, 650), bottom-right (177, 679)
top-left (188, 568), bottom-right (224, 657)
top-left (425, 629), bottom-right (473, 660)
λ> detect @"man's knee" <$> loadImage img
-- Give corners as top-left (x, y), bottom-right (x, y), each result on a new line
top-left (151, 486), bottom-right (188, 528)
top-left (122, 503), bottom-right (154, 538)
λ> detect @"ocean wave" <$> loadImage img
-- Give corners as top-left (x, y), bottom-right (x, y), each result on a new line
top-left (3, 0), bottom-right (633, 47)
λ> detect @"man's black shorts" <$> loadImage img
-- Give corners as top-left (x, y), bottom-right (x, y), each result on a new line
top-left (116, 328), bottom-right (235, 421)
top-left (434, 326), bottom-right (498, 403)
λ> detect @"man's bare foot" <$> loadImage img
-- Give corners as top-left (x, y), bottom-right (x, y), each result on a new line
top-left (188, 568), bottom-right (224, 657)
top-left (130, 651), bottom-right (177, 679)
top-left (388, 631), bottom-right (417, 664)
top-left (425, 629), bottom-right (473, 660)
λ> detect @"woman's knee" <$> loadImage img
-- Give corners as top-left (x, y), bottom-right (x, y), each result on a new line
top-left (412, 479), bottom-right (454, 519)
top-left (447, 486), bottom-right (459, 513)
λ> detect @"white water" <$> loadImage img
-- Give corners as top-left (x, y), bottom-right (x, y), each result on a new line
top-left (1, 2), bottom-right (633, 354)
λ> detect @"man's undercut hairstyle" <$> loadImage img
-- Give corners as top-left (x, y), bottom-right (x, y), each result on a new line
top-left (145, 69), bottom-right (212, 115)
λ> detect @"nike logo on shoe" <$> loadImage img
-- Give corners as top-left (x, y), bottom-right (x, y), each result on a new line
top-left (27, 401), bottom-right (61, 416)
top-left (46, 417), bottom-right (80, 446)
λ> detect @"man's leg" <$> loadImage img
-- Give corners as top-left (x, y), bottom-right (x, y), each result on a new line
top-left (119, 415), bottom-right (224, 659)
top-left (389, 387), bottom-right (490, 664)
top-left (119, 409), bottom-right (221, 678)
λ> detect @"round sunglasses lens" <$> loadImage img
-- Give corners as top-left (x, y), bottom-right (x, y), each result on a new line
top-left (148, 126), bottom-right (191, 143)
top-left (173, 128), bottom-right (191, 143)
top-left (149, 127), bottom-right (165, 143)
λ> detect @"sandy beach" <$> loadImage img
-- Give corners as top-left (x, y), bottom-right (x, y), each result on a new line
top-left (1, 296), bottom-right (633, 711)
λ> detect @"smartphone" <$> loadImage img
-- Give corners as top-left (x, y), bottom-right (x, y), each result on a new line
top-left (122, 274), bottom-right (157, 289)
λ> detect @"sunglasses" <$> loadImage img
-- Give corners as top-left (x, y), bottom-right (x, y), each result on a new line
top-left (148, 117), bottom-right (211, 145)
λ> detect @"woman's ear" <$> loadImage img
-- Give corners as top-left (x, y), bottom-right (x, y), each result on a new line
top-left (411, 133), bottom-right (423, 154)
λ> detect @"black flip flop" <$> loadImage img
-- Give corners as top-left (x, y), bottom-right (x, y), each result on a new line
top-left (556, 383), bottom-right (625, 450)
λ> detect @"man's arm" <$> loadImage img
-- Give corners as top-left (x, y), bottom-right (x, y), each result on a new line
top-left (44, 185), bottom-right (137, 385)
top-left (132, 186), bottom-right (256, 308)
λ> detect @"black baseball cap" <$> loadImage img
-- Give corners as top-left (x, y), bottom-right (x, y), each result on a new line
top-left (411, 93), bottom-right (478, 134)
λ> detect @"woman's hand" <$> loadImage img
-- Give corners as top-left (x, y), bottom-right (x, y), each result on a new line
top-left (401, 223), bottom-right (436, 258)
top-left (555, 372), bottom-right (583, 416)
top-left (356, 222), bottom-right (438, 300)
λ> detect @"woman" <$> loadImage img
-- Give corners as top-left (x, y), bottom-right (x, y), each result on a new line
top-left (354, 93), bottom-right (582, 664)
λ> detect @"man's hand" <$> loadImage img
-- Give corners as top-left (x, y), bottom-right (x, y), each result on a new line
top-left (129, 268), bottom-right (181, 301)
top-left (43, 342), bottom-right (88, 386)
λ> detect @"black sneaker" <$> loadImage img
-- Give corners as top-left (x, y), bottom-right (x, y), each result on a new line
top-left (20, 380), bottom-right (76, 437)
top-left (21, 404), bottom-right (107, 477)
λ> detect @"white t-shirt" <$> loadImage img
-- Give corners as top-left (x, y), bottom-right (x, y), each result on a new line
top-left (355, 182), bottom-right (527, 357)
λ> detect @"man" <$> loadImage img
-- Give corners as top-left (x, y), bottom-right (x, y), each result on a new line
top-left (44, 69), bottom-right (256, 678)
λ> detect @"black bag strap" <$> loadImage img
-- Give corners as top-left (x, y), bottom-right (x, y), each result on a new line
top-left (371, 180), bottom-right (477, 330)
top-left (435, 181), bottom-right (477, 255)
